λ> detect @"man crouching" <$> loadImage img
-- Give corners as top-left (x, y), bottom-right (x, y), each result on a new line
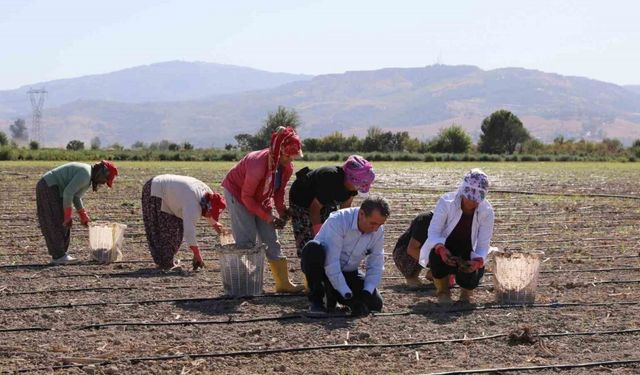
top-left (300, 197), bottom-right (389, 317)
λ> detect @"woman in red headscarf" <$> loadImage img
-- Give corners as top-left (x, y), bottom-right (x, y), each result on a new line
top-left (222, 126), bottom-right (304, 293)
top-left (36, 160), bottom-right (118, 264)
top-left (142, 174), bottom-right (227, 271)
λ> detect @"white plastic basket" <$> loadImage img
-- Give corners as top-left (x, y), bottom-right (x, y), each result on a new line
top-left (88, 222), bottom-right (127, 264)
top-left (218, 244), bottom-right (265, 297)
top-left (493, 251), bottom-right (544, 304)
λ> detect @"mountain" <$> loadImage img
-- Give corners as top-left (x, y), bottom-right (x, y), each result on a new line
top-left (2, 64), bottom-right (640, 147)
top-left (0, 61), bottom-right (312, 118)
top-left (626, 85), bottom-right (640, 95)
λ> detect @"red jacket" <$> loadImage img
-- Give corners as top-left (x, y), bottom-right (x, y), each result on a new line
top-left (222, 149), bottom-right (293, 222)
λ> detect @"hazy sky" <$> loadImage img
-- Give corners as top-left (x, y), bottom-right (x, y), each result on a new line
top-left (1, 0), bottom-right (639, 90)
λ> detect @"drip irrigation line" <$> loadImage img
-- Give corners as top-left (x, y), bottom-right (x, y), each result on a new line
top-left (0, 327), bottom-right (51, 333)
top-left (425, 358), bottom-right (640, 374)
top-left (13, 329), bottom-right (640, 373)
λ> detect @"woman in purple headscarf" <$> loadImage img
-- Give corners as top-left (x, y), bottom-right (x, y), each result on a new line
top-left (288, 155), bottom-right (375, 256)
top-left (412, 168), bottom-right (495, 305)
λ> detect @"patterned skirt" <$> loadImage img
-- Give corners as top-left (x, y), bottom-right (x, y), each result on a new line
top-left (141, 179), bottom-right (184, 269)
top-left (290, 203), bottom-right (336, 257)
top-left (36, 178), bottom-right (70, 259)
top-left (392, 241), bottom-right (424, 278)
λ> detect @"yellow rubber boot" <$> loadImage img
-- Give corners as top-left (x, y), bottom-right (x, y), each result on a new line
top-left (459, 288), bottom-right (474, 303)
top-left (405, 275), bottom-right (424, 288)
top-left (303, 275), bottom-right (310, 294)
top-left (433, 277), bottom-right (453, 305)
top-left (268, 259), bottom-right (304, 293)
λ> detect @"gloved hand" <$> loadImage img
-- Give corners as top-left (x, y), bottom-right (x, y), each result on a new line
top-left (435, 244), bottom-right (459, 267)
top-left (77, 208), bottom-right (90, 226)
top-left (350, 299), bottom-right (370, 317)
top-left (190, 245), bottom-right (205, 270)
top-left (63, 207), bottom-right (73, 228)
top-left (460, 257), bottom-right (484, 273)
top-left (312, 223), bottom-right (322, 236)
top-left (360, 289), bottom-right (377, 306)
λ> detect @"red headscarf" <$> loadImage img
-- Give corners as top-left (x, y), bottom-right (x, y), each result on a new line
top-left (263, 126), bottom-right (302, 207)
top-left (201, 192), bottom-right (226, 220)
top-left (100, 160), bottom-right (118, 188)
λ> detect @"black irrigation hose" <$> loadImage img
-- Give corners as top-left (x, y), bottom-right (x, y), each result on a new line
top-left (13, 328), bottom-right (640, 373)
top-left (425, 358), bottom-right (640, 375)
top-left (0, 327), bottom-right (51, 333)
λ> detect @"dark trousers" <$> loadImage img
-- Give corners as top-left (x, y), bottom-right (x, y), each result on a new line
top-left (301, 240), bottom-right (383, 311)
top-left (428, 249), bottom-right (485, 289)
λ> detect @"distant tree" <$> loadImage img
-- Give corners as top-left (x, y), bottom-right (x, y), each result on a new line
top-left (131, 141), bottom-right (146, 149)
top-left (478, 110), bottom-right (530, 154)
top-left (182, 141), bottom-right (194, 151)
top-left (66, 140), bottom-right (85, 151)
top-left (429, 125), bottom-right (472, 153)
top-left (10, 118), bottom-right (28, 142)
top-left (110, 143), bottom-right (124, 151)
top-left (632, 139), bottom-right (640, 149)
top-left (29, 140), bottom-right (40, 150)
top-left (520, 138), bottom-right (546, 154)
top-left (600, 138), bottom-right (624, 154)
top-left (224, 143), bottom-right (235, 151)
top-left (362, 127), bottom-right (393, 152)
top-left (90, 136), bottom-right (101, 150)
top-left (235, 106), bottom-right (301, 151)
top-left (0, 131), bottom-right (8, 146)
top-left (168, 142), bottom-right (180, 151)
top-left (158, 140), bottom-right (171, 151)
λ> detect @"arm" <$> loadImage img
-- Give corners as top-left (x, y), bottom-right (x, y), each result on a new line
top-left (418, 197), bottom-right (449, 266)
top-left (63, 172), bottom-right (91, 209)
top-left (321, 221), bottom-right (351, 297)
top-left (273, 164), bottom-right (292, 217)
top-left (339, 195), bottom-right (354, 209)
top-left (182, 205), bottom-right (200, 248)
top-left (470, 208), bottom-right (495, 261)
top-left (240, 164), bottom-right (273, 222)
top-left (363, 228), bottom-right (385, 293)
top-left (309, 198), bottom-right (324, 235)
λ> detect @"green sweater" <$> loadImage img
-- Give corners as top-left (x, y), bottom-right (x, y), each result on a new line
top-left (42, 162), bottom-right (92, 209)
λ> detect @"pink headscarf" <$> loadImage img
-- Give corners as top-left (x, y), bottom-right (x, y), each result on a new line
top-left (343, 155), bottom-right (375, 193)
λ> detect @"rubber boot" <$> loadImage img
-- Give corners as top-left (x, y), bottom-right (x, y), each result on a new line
top-left (268, 259), bottom-right (304, 293)
top-left (433, 277), bottom-right (453, 305)
top-left (303, 275), bottom-right (310, 294)
top-left (459, 288), bottom-right (474, 303)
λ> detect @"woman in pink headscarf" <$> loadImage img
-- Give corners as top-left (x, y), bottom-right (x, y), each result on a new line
top-left (288, 155), bottom-right (376, 256)
top-left (222, 126), bottom-right (304, 293)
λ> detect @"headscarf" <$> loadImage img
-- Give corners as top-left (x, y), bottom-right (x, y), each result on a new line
top-left (343, 155), bottom-right (375, 194)
top-left (263, 126), bottom-right (302, 207)
top-left (457, 168), bottom-right (489, 203)
top-left (100, 160), bottom-right (118, 188)
top-left (200, 192), bottom-right (226, 220)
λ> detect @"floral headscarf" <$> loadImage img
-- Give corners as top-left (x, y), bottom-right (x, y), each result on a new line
top-left (263, 126), bottom-right (303, 207)
top-left (343, 155), bottom-right (375, 193)
top-left (457, 168), bottom-right (489, 203)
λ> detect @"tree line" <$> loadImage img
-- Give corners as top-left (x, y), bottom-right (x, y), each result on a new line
top-left (2, 107), bottom-right (640, 160)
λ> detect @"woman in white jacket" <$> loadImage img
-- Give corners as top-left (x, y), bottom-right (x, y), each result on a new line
top-left (418, 169), bottom-right (494, 304)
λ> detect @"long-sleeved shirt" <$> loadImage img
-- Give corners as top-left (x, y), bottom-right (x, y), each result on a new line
top-left (418, 191), bottom-right (495, 267)
top-left (151, 174), bottom-right (212, 247)
top-left (221, 149), bottom-right (292, 222)
top-left (42, 162), bottom-right (92, 210)
top-left (314, 207), bottom-right (385, 296)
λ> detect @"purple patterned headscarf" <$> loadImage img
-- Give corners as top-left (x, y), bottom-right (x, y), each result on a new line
top-left (457, 169), bottom-right (489, 203)
top-left (343, 155), bottom-right (375, 193)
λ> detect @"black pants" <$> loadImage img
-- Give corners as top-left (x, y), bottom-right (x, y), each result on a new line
top-left (301, 240), bottom-right (383, 311)
top-left (428, 249), bottom-right (485, 289)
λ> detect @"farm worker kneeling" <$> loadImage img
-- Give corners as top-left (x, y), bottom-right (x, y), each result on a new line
top-left (289, 155), bottom-right (375, 256)
top-left (36, 161), bottom-right (119, 265)
top-left (142, 174), bottom-right (227, 271)
top-left (300, 197), bottom-right (389, 316)
top-left (417, 169), bottom-right (495, 304)
top-left (221, 126), bottom-right (304, 293)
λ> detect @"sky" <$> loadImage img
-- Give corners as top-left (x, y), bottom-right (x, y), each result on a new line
top-left (1, 0), bottom-right (639, 90)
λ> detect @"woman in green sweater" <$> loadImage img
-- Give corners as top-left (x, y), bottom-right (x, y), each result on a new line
top-left (36, 161), bottom-right (119, 264)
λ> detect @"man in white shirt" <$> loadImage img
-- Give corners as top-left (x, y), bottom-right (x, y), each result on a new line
top-left (300, 197), bottom-right (389, 316)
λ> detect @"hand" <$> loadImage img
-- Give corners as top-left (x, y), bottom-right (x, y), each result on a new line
top-left (190, 246), bottom-right (205, 270)
top-left (435, 244), bottom-right (459, 267)
top-left (350, 300), bottom-right (370, 317)
top-left (272, 217), bottom-right (286, 230)
top-left (360, 289), bottom-right (376, 305)
top-left (63, 207), bottom-right (73, 228)
top-left (459, 257), bottom-right (484, 273)
top-left (280, 208), bottom-right (291, 222)
top-left (211, 220), bottom-right (223, 234)
top-left (77, 208), bottom-right (90, 227)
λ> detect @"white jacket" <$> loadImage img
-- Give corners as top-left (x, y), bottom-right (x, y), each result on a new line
top-left (418, 191), bottom-right (494, 267)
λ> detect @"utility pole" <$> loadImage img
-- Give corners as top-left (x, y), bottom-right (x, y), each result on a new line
top-left (27, 88), bottom-right (47, 143)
